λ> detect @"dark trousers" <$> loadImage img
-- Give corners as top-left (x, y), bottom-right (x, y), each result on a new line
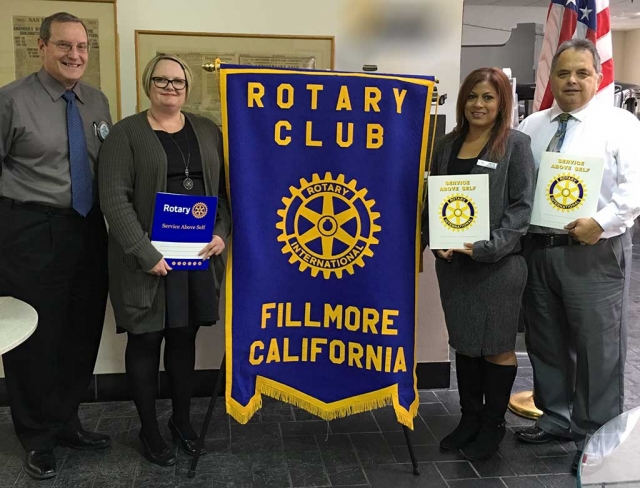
top-left (0, 199), bottom-right (108, 451)
top-left (522, 231), bottom-right (631, 448)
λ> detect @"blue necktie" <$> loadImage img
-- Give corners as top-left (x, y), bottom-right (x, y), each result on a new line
top-left (62, 90), bottom-right (92, 216)
top-left (546, 113), bottom-right (572, 153)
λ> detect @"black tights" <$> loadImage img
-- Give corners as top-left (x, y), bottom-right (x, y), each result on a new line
top-left (125, 326), bottom-right (199, 451)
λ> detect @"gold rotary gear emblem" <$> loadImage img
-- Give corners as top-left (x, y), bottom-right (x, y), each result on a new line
top-left (439, 194), bottom-right (477, 232)
top-left (547, 173), bottom-right (587, 212)
top-left (275, 172), bottom-right (381, 279)
top-left (192, 202), bottom-right (208, 219)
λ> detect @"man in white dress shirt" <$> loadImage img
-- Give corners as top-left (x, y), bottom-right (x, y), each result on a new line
top-left (514, 38), bottom-right (640, 473)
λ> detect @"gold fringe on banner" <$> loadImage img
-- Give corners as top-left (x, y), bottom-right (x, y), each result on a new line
top-left (226, 394), bottom-right (263, 426)
top-left (226, 378), bottom-right (419, 430)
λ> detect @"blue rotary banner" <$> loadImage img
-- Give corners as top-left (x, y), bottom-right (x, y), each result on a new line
top-left (221, 66), bottom-right (435, 428)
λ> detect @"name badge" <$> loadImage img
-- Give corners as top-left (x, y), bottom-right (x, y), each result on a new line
top-left (93, 121), bottom-right (110, 142)
top-left (477, 159), bottom-right (497, 170)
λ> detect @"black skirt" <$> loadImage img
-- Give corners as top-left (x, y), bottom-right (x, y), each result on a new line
top-left (165, 265), bottom-right (218, 328)
top-left (435, 253), bottom-right (527, 356)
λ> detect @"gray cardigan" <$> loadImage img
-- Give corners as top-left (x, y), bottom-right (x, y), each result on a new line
top-left (98, 111), bottom-right (231, 333)
top-left (421, 129), bottom-right (535, 263)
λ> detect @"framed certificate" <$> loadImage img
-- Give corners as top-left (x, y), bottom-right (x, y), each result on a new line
top-left (530, 151), bottom-right (605, 229)
top-left (135, 30), bottom-right (335, 126)
top-left (427, 174), bottom-right (490, 250)
top-left (0, 0), bottom-right (120, 121)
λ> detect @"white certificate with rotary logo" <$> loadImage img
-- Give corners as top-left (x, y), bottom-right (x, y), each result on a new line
top-left (427, 174), bottom-right (490, 250)
top-left (530, 152), bottom-right (604, 229)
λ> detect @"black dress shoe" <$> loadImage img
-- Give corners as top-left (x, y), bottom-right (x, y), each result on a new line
top-left (57, 429), bottom-right (111, 450)
top-left (168, 417), bottom-right (206, 456)
top-left (24, 450), bottom-right (57, 480)
top-left (572, 451), bottom-right (582, 474)
top-left (138, 431), bottom-right (177, 467)
top-left (513, 426), bottom-right (565, 444)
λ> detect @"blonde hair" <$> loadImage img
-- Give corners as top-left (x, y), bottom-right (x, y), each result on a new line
top-left (141, 53), bottom-right (193, 100)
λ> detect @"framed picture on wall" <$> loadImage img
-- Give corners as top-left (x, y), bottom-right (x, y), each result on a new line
top-left (135, 30), bottom-right (335, 126)
top-left (0, 0), bottom-right (121, 121)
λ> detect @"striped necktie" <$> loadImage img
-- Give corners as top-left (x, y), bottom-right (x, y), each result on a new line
top-left (62, 90), bottom-right (93, 216)
top-left (546, 113), bottom-right (572, 153)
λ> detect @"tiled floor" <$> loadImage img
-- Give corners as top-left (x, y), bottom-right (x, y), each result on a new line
top-left (0, 230), bottom-right (638, 487)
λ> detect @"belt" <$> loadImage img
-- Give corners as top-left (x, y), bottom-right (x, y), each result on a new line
top-left (526, 233), bottom-right (578, 247)
top-left (0, 196), bottom-right (81, 216)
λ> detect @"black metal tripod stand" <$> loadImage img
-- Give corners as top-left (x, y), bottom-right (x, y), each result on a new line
top-left (187, 355), bottom-right (420, 478)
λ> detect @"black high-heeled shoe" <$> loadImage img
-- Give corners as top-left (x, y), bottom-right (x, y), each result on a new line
top-left (168, 417), bottom-right (206, 456)
top-left (138, 431), bottom-right (177, 467)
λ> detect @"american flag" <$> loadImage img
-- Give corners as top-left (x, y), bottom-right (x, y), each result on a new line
top-left (533, 0), bottom-right (614, 112)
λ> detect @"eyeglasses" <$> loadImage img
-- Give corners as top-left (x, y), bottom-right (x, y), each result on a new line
top-left (50, 41), bottom-right (90, 53)
top-left (151, 77), bottom-right (187, 91)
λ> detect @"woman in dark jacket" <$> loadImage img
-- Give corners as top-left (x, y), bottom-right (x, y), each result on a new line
top-left (421, 67), bottom-right (535, 460)
top-left (99, 54), bottom-right (231, 466)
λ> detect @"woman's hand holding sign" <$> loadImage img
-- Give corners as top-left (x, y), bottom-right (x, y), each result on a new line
top-left (437, 249), bottom-right (454, 261)
top-left (453, 242), bottom-right (474, 257)
top-left (149, 259), bottom-right (173, 276)
top-left (438, 243), bottom-right (474, 261)
top-left (199, 235), bottom-right (225, 259)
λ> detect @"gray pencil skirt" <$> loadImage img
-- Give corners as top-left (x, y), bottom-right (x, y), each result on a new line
top-left (435, 253), bottom-right (527, 357)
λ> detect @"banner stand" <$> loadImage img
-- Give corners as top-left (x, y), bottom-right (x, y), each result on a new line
top-left (186, 59), bottom-right (431, 480)
top-left (188, 354), bottom-right (226, 478)
top-left (187, 354), bottom-right (421, 478)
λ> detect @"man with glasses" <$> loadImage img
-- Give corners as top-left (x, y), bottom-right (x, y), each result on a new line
top-left (0, 12), bottom-right (111, 479)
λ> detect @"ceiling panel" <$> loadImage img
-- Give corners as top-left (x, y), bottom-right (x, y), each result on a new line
top-left (465, 0), bottom-right (640, 10)
top-left (524, 1), bottom-right (554, 6)
top-left (486, 0), bottom-right (541, 5)
top-left (464, 0), bottom-right (640, 29)
top-left (463, 0), bottom-right (502, 4)
top-left (465, 0), bottom-right (544, 4)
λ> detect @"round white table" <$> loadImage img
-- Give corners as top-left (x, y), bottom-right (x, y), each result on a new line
top-left (578, 406), bottom-right (640, 487)
top-left (0, 296), bottom-right (38, 355)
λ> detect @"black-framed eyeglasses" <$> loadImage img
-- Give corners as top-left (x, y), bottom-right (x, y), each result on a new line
top-left (50, 41), bottom-right (90, 53)
top-left (151, 77), bottom-right (187, 90)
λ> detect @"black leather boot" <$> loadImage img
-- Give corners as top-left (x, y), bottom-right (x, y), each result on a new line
top-left (440, 353), bottom-right (485, 451)
top-left (462, 360), bottom-right (517, 461)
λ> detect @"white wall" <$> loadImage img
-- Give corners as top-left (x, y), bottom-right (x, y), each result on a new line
top-left (1, 0), bottom-right (461, 378)
top-left (612, 31), bottom-right (627, 82)
top-left (118, 0), bottom-right (463, 129)
top-left (615, 29), bottom-right (640, 85)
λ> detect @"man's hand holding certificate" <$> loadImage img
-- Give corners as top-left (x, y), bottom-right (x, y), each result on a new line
top-left (150, 193), bottom-right (218, 271)
top-left (530, 151), bottom-right (605, 230)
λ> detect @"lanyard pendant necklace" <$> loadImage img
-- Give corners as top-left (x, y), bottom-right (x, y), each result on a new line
top-left (149, 111), bottom-right (193, 190)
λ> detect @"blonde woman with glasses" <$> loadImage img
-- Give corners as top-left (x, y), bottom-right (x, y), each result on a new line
top-left (99, 54), bottom-right (231, 466)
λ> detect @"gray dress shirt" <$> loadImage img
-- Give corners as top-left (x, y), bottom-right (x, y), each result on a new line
top-left (0, 68), bottom-right (111, 207)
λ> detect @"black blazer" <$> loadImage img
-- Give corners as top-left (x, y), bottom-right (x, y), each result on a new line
top-left (421, 129), bottom-right (536, 263)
